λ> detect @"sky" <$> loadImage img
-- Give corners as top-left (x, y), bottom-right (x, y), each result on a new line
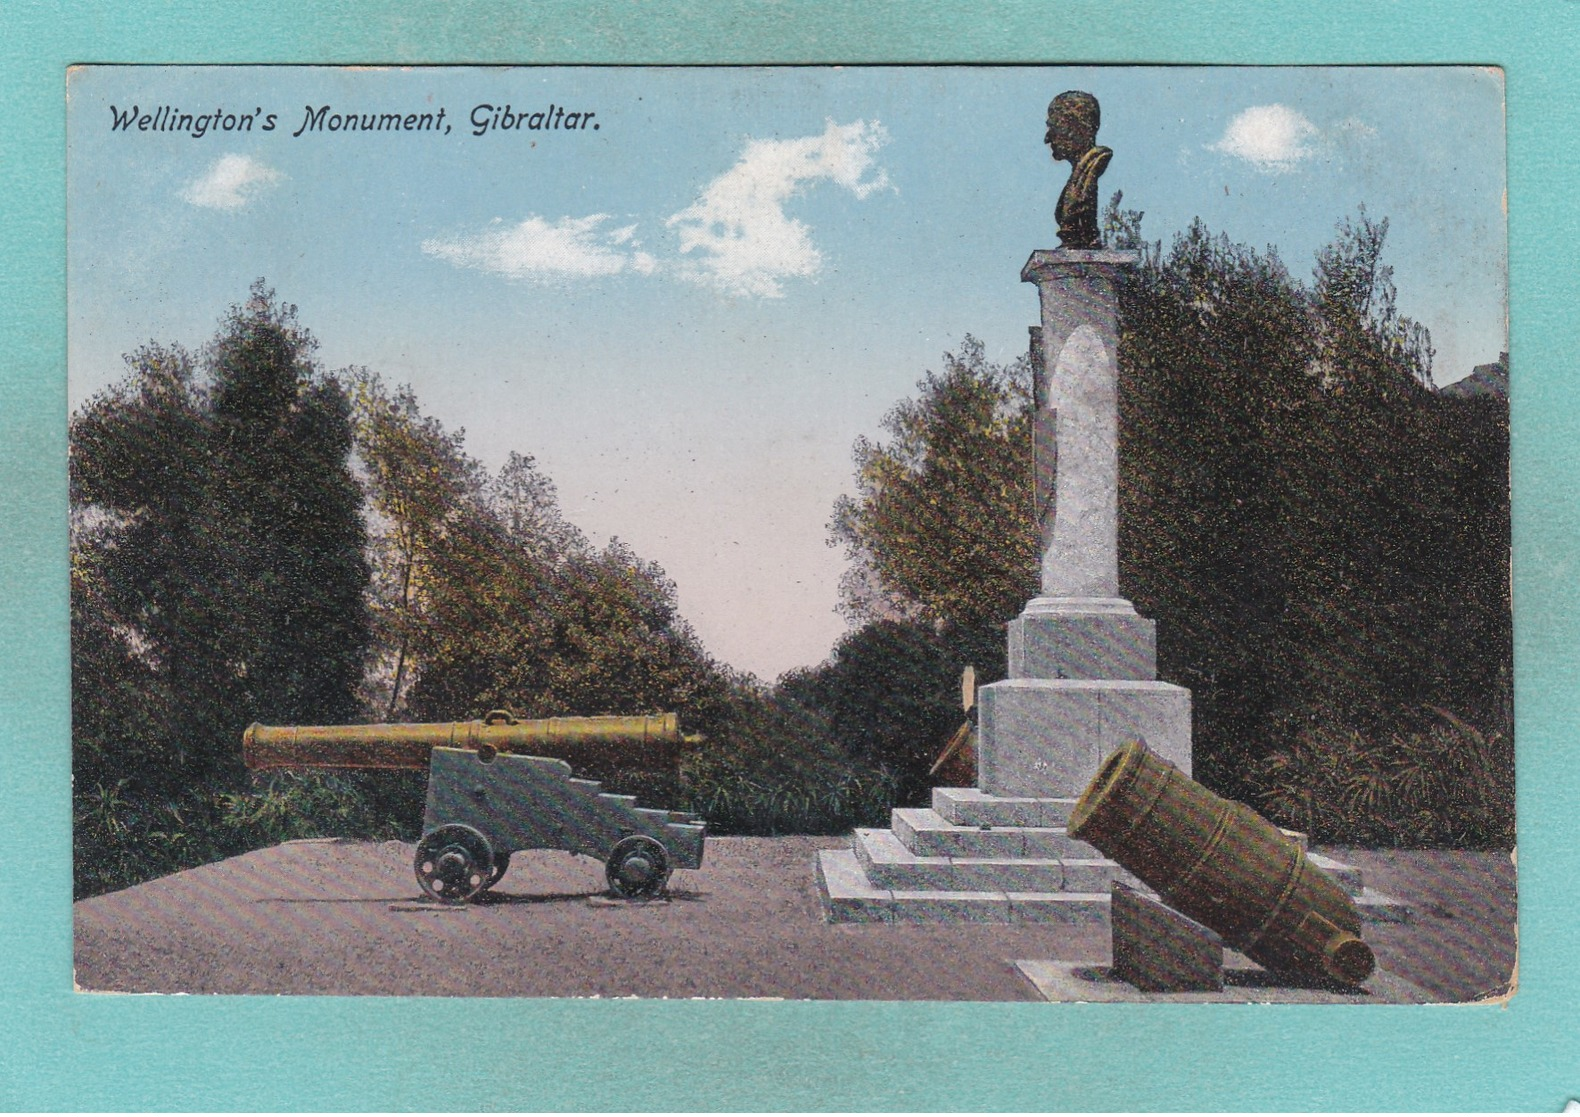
top-left (67, 66), bottom-right (1508, 681)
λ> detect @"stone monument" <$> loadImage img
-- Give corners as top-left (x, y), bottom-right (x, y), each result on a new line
top-left (815, 92), bottom-right (1190, 922)
top-left (980, 89), bottom-right (1191, 796)
top-left (816, 93), bottom-right (1402, 935)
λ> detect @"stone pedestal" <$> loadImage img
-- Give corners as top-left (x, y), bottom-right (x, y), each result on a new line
top-left (976, 249), bottom-right (1191, 800)
top-left (978, 678), bottom-right (1191, 797)
top-left (1024, 249), bottom-right (1134, 601)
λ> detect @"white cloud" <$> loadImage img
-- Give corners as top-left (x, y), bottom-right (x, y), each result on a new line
top-left (180, 154), bottom-right (283, 209)
top-left (1208, 105), bottom-right (1320, 173)
top-left (421, 214), bottom-right (656, 281)
top-left (665, 119), bottom-right (891, 298)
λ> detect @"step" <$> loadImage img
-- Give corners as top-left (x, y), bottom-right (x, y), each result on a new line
top-left (891, 807), bottom-right (1100, 859)
top-left (815, 848), bottom-right (892, 922)
top-left (931, 787), bottom-right (1079, 828)
top-left (852, 827), bottom-right (1066, 892)
top-left (816, 849), bottom-right (1113, 925)
top-left (597, 793), bottom-right (637, 808)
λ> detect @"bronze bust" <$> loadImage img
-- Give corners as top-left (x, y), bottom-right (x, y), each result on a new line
top-left (1045, 91), bottom-right (1111, 250)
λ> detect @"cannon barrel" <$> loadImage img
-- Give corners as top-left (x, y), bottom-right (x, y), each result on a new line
top-left (243, 710), bottom-right (687, 775)
top-left (1068, 740), bottom-right (1375, 987)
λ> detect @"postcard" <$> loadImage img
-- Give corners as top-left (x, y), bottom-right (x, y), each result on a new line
top-left (66, 65), bottom-right (1513, 1012)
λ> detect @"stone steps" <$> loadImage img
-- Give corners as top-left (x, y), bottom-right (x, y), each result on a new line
top-left (816, 849), bottom-right (1110, 924)
top-left (817, 787), bottom-right (1413, 925)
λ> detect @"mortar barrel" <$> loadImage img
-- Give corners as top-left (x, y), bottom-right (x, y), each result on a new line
top-left (1068, 740), bottom-right (1375, 987)
top-left (243, 712), bottom-right (685, 774)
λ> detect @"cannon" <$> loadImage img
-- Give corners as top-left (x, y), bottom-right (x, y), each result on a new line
top-left (243, 710), bottom-right (706, 904)
top-left (1068, 740), bottom-right (1375, 987)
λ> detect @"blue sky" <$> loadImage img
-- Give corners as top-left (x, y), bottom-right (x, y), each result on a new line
top-left (67, 66), bottom-right (1507, 680)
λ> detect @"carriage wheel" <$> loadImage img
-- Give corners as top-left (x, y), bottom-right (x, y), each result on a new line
top-left (414, 824), bottom-right (495, 904)
top-left (605, 835), bottom-right (671, 899)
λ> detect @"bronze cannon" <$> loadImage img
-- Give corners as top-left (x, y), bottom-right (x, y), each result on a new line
top-left (244, 709), bottom-right (688, 776)
top-left (242, 710), bottom-right (705, 904)
top-left (1068, 740), bottom-right (1375, 987)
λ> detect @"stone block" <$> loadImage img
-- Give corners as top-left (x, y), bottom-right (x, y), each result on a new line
top-left (814, 849), bottom-right (891, 923)
top-left (948, 858), bottom-right (1066, 892)
top-left (931, 787), bottom-right (1041, 827)
top-left (1306, 851), bottom-right (1364, 896)
top-left (930, 788), bottom-right (1081, 828)
top-left (1008, 609), bottom-right (1156, 680)
top-left (1110, 882), bottom-right (1223, 992)
top-left (977, 678), bottom-right (1192, 797)
top-left (1061, 857), bottom-right (1121, 892)
top-left (1020, 827), bottom-right (1100, 859)
top-left (1356, 888), bottom-right (1413, 923)
top-left (851, 827), bottom-right (942, 890)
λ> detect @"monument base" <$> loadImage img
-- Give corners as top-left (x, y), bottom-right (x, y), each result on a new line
top-left (977, 677), bottom-right (1191, 798)
top-left (1008, 597), bottom-right (1156, 680)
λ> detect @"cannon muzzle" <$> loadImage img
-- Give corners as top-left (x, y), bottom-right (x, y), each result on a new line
top-left (1069, 740), bottom-right (1375, 987)
top-left (243, 710), bottom-right (690, 776)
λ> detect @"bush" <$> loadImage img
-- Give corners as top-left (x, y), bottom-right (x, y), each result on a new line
top-left (777, 619), bottom-right (1001, 805)
top-left (73, 771), bottom-right (420, 898)
top-left (1252, 708), bottom-right (1514, 849)
top-left (680, 688), bottom-right (898, 836)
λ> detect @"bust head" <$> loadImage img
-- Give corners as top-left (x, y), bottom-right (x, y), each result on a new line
top-left (1045, 90), bottom-right (1101, 162)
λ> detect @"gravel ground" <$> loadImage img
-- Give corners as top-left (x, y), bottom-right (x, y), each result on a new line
top-left (73, 836), bottom-right (1516, 1002)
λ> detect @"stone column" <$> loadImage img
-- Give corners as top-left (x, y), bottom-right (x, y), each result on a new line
top-left (1024, 249), bottom-right (1133, 606)
top-left (1011, 250), bottom-right (1157, 681)
top-left (974, 248), bottom-right (1192, 798)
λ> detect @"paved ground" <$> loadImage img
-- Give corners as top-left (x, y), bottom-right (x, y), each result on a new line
top-left (73, 836), bottom-right (1517, 1002)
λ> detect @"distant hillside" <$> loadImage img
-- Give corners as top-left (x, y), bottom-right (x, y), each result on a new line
top-left (1439, 352), bottom-right (1508, 400)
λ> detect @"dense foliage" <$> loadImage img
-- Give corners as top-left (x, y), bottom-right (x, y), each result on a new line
top-left (71, 286), bottom-right (394, 895)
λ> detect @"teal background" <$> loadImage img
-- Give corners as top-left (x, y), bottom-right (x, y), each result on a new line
top-left (2, 1), bottom-right (1573, 1109)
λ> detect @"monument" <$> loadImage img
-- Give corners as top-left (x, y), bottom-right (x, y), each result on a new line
top-left (979, 90), bottom-right (1191, 798)
top-left (815, 93), bottom-right (1387, 930)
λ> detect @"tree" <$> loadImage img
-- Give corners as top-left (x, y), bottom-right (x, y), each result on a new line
top-left (71, 284), bottom-right (370, 794)
top-left (830, 336), bottom-right (1037, 631)
top-left (71, 285), bottom-right (378, 893)
top-left (778, 619), bottom-right (1003, 802)
top-left (348, 373), bottom-right (730, 749)
top-left (349, 370), bottom-right (493, 719)
top-left (1114, 202), bottom-right (1508, 816)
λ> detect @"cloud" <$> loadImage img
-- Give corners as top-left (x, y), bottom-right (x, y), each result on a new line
top-left (180, 154), bottom-right (283, 209)
top-left (421, 214), bottom-right (658, 281)
top-left (1208, 105), bottom-right (1320, 173)
top-left (421, 118), bottom-right (889, 297)
top-left (665, 119), bottom-right (891, 297)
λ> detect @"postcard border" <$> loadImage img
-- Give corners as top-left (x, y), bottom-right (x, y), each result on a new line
top-left (6, 2), bottom-right (1577, 1110)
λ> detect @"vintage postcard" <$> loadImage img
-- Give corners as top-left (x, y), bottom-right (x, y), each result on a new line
top-left (67, 64), bottom-right (1512, 1007)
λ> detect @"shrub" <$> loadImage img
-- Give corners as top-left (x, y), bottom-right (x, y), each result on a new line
top-left (73, 771), bottom-right (420, 898)
top-left (680, 688), bottom-right (898, 836)
top-left (1252, 708), bottom-right (1513, 849)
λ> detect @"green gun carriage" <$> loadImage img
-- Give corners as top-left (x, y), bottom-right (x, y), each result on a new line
top-left (243, 710), bottom-right (706, 903)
